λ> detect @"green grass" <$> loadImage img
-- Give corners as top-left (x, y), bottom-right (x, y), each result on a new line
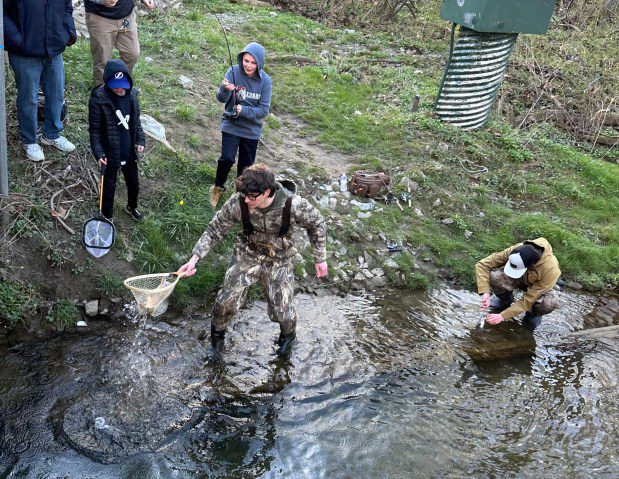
top-left (1, 0), bottom-right (617, 332)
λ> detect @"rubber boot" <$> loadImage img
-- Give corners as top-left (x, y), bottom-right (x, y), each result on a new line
top-left (276, 331), bottom-right (296, 358)
top-left (211, 325), bottom-right (226, 357)
top-left (522, 311), bottom-right (542, 331)
top-left (489, 292), bottom-right (514, 311)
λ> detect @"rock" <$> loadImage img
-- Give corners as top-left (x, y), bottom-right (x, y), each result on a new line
top-left (100, 309), bottom-right (109, 316)
top-left (318, 196), bottom-right (330, 209)
top-left (145, 56), bottom-right (154, 64)
top-left (433, 198), bottom-right (442, 207)
top-left (357, 212), bottom-right (372, 219)
top-left (350, 199), bottom-right (375, 211)
top-left (414, 208), bottom-right (424, 217)
top-left (269, 11), bottom-right (278, 17)
top-left (464, 230), bottom-right (473, 238)
top-left (383, 258), bottom-right (399, 269)
top-left (369, 275), bottom-right (388, 288)
top-left (442, 218), bottom-right (454, 225)
top-left (364, 252), bottom-right (373, 265)
top-left (371, 268), bottom-right (385, 277)
top-left (438, 142), bottom-right (449, 152)
top-left (178, 75), bottom-right (194, 89)
top-left (479, 211), bottom-right (485, 217)
top-left (349, 231), bottom-right (360, 242)
top-left (399, 177), bottom-right (416, 190)
top-left (85, 300), bottom-right (98, 317)
top-left (76, 320), bottom-right (88, 327)
top-left (354, 110), bottom-right (362, 115)
top-left (328, 198), bottom-right (338, 209)
top-left (566, 281), bottom-right (583, 290)
top-left (362, 269), bottom-right (374, 279)
top-left (353, 273), bottom-right (365, 282)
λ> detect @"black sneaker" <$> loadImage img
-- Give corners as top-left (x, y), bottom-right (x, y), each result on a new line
top-left (124, 206), bottom-right (143, 221)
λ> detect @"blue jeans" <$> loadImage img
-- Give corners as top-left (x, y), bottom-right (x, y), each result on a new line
top-left (8, 53), bottom-right (65, 144)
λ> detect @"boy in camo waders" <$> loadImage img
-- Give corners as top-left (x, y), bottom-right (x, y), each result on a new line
top-left (179, 164), bottom-right (328, 358)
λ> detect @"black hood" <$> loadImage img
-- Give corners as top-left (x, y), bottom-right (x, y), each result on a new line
top-left (102, 59), bottom-right (134, 90)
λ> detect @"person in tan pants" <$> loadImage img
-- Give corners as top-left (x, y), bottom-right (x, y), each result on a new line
top-left (85, 0), bottom-right (154, 86)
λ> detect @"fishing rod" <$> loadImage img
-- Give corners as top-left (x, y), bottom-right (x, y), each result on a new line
top-left (213, 13), bottom-right (239, 120)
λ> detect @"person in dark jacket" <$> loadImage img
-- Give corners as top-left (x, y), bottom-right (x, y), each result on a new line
top-left (209, 42), bottom-right (272, 208)
top-left (3, 0), bottom-right (77, 161)
top-left (88, 59), bottom-right (146, 221)
top-left (85, 0), bottom-right (154, 86)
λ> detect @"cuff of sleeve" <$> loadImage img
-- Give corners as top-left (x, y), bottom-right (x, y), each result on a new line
top-left (314, 251), bottom-right (327, 263)
top-left (192, 248), bottom-right (206, 260)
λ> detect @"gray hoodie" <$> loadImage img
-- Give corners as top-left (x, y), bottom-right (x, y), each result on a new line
top-left (216, 42), bottom-right (272, 140)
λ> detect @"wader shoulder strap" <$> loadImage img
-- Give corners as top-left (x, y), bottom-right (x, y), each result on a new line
top-left (239, 196), bottom-right (292, 237)
top-left (278, 197), bottom-right (293, 238)
top-left (239, 196), bottom-right (254, 236)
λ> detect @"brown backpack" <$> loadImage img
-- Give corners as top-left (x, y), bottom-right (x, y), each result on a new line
top-left (348, 171), bottom-right (391, 198)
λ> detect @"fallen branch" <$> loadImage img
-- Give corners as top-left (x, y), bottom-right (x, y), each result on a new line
top-left (581, 134), bottom-right (619, 146)
top-left (49, 181), bottom-right (82, 235)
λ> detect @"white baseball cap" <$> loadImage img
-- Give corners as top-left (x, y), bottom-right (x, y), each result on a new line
top-left (503, 245), bottom-right (540, 279)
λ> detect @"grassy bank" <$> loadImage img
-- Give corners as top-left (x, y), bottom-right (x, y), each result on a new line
top-left (1, 0), bottom-right (617, 326)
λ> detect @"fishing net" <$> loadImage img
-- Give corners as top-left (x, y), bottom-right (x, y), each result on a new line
top-left (123, 272), bottom-right (184, 317)
top-left (83, 166), bottom-right (115, 258)
top-left (83, 215), bottom-right (115, 258)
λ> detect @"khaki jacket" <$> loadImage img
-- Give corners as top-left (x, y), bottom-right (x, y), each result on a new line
top-left (475, 237), bottom-right (561, 320)
top-left (192, 182), bottom-right (327, 264)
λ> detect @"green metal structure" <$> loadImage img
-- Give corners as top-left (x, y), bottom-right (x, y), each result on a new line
top-left (440, 0), bottom-right (556, 35)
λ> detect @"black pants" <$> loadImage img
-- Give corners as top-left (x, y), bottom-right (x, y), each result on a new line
top-left (215, 131), bottom-right (259, 188)
top-left (101, 158), bottom-right (139, 218)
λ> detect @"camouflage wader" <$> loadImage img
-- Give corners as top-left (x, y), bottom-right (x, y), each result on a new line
top-left (211, 247), bottom-right (297, 335)
top-left (489, 270), bottom-right (559, 316)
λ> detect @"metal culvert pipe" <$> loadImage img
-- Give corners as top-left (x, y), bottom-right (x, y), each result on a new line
top-left (436, 26), bottom-right (518, 130)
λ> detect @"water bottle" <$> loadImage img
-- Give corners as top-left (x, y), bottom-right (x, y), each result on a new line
top-left (340, 173), bottom-right (348, 192)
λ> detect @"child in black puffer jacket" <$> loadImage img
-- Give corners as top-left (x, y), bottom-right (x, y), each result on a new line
top-left (88, 59), bottom-right (145, 221)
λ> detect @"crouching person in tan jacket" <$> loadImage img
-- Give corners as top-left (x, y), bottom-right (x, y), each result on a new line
top-left (476, 238), bottom-right (561, 331)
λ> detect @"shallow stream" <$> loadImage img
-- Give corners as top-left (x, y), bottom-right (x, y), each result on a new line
top-left (1, 288), bottom-right (617, 478)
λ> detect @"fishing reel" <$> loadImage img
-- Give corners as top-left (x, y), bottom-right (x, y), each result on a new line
top-left (222, 107), bottom-right (239, 121)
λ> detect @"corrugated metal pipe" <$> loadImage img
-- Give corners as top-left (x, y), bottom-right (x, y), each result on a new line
top-left (435, 24), bottom-right (518, 130)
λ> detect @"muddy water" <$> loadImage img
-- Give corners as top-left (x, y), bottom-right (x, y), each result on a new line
top-left (1, 288), bottom-right (618, 478)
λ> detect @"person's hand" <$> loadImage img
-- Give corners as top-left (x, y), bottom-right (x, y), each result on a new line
top-left (178, 255), bottom-right (199, 277)
top-left (315, 262), bottom-right (328, 278)
top-left (234, 105), bottom-right (243, 114)
top-left (99, 157), bottom-right (107, 167)
top-left (223, 78), bottom-right (235, 91)
top-left (142, 0), bottom-right (155, 10)
top-left (486, 313), bottom-right (504, 325)
top-left (136, 145), bottom-right (144, 154)
top-left (102, 0), bottom-right (118, 7)
top-left (481, 292), bottom-right (491, 309)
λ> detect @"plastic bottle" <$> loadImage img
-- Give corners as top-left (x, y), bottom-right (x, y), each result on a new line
top-left (340, 173), bottom-right (348, 192)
